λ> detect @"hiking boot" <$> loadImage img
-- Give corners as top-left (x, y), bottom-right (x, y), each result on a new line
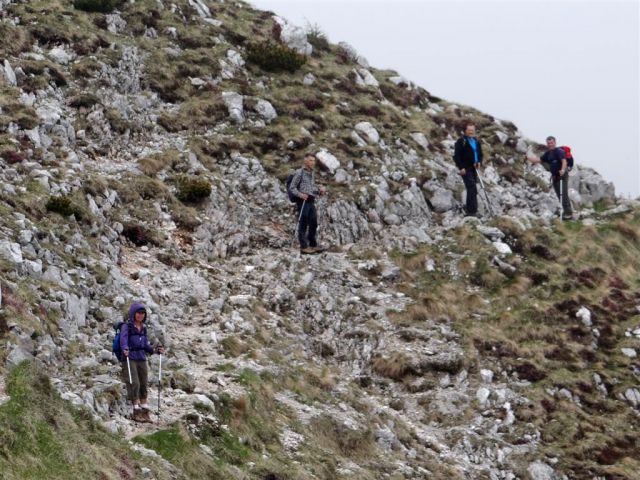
top-left (311, 245), bottom-right (327, 253)
top-left (133, 409), bottom-right (152, 423)
top-left (562, 214), bottom-right (573, 221)
top-left (140, 403), bottom-right (150, 410)
top-left (300, 247), bottom-right (315, 254)
top-left (132, 409), bottom-right (145, 422)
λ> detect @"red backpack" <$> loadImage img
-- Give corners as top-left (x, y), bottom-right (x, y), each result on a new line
top-left (560, 146), bottom-right (574, 169)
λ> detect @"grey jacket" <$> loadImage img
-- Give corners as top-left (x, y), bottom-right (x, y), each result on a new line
top-left (289, 168), bottom-right (318, 199)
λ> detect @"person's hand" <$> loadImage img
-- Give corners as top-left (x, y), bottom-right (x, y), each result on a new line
top-left (300, 193), bottom-right (309, 201)
top-left (319, 186), bottom-right (326, 195)
top-left (459, 168), bottom-right (466, 176)
top-left (559, 169), bottom-right (565, 177)
top-left (157, 346), bottom-right (165, 354)
top-left (123, 349), bottom-right (129, 358)
top-left (475, 163), bottom-right (481, 169)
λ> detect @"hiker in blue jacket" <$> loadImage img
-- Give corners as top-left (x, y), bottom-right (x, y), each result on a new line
top-left (120, 302), bottom-right (164, 421)
top-left (526, 135), bottom-right (573, 220)
top-left (453, 122), bottom-right (483, 217)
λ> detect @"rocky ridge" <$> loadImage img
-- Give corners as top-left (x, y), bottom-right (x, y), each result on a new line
top-left (0, 1), bottom-right (638, 479)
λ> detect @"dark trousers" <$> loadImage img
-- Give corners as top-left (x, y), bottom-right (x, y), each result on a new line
top-left (552, 172), bottom-right (573, 215)
top-left (462, 169), bottom-right (478, 215)
top-left (121, 359), bottom-right (148, 403)
top-left (297, 199), bottom-right (318, 248)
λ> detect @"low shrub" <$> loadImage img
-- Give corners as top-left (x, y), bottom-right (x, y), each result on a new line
top-left (170, 204), bottom-right (201, 230)
top-left (1, 151), bottom-right (26, 164)
top-left (73, 0), bottom-right (125, 13)
top-left (246, 41), bottom-right (306, 73)
top-left (46, 195), bottom-right (81, 218)
top-left (176, 176), bottom-right (212, 203)
top-left (302, 97), bottom-right (323, 111)
top-left (68, 93), bottom-right (101, 109)
top-left (122, 223), bottom-right (154, 246)
top-left (306, 24), bottom-right (330, 54)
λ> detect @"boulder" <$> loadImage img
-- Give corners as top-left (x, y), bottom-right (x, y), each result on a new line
top-left (2, 59), bottom-right (16, 86)
top-left (255, 99), bottom-right (277, 122)
top-left (527, 461), bottom-right (558, 480)
top-left (274, 17), bottom-right (312, 56)
top-left (0, 240), bottom-right (23, 264)
top-left (338, 41), bottom-right (369, 67)
top-left (355, 122), bottom-right (380, 144)
top-left (222, 92), bottom-right (244, 124)
top-left (48, 47), bottom-right (73, 65)
top-left (316, 149), bottom-right (340, 174)
top-left (410, 132), bottom-right (429, 150)
top-left (428, 187), bottom-right (456, 213)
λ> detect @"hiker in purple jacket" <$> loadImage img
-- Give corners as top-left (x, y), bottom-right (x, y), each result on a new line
top-left (120, 302), bottom-right (164, 420)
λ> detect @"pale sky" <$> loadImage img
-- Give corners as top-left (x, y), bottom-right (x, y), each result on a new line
top-left (250, 0), bottom-right (640, 198)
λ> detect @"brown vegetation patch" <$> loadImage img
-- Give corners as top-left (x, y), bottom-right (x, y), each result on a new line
top-left (514, 362), bottom-right (547, 382)
top-left (530, 243), bottom-right (555, 260)
top-left (473, 339), bottom-right (519, 359)
top-left (371, 352), bottom-right (415, 380)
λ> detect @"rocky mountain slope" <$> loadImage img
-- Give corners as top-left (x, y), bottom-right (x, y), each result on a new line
top-left (0, 1), bottom-right (638, 479)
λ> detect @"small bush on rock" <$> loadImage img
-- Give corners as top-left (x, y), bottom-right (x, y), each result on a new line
top-left (247, 42), bottom-right (306, 73)
top-left (306, 24), bottom-right (330, 54)
top-left (176, 176), bottom-right (212, 203)
top-left (46, 195), bottom-right (81, 218)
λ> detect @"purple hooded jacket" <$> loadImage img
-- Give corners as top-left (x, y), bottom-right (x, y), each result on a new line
top-left (120, 302), bottom-right (154, 361)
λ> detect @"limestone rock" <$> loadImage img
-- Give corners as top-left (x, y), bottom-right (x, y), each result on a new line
top-left (355, 122), bottom-right (380, 144)
top-left (316, 149), bottom-right (340, 174)
top-left (274, 17), bottom-right (312, 55)
top-left (2, 59), bottom-right (16, 86)
top-left (222, 92), bottom-right (244, 123)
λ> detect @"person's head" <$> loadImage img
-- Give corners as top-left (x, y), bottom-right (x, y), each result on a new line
top-left (464, 122), bottom-right (476, 138)
top-left (134, 308), bottom-right (146, 323)
top-left (128, 302), bottom-right (147, 323)
top-left (303, 152), bottom-right (316, 170)
top-left (546, 136), bottom-right (557, 150)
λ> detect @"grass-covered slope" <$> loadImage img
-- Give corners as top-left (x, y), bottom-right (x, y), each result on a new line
top-left (0, 361), bottom-right (178, 480)
top-left (388, 211), bottom-right (640, 479)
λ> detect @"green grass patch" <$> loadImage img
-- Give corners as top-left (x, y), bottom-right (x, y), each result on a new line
top-left (0, 361), bottom-right (172, 480)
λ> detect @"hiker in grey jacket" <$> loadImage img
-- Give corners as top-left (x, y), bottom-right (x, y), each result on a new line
top-left (289, 153), bottom-right (326, 254)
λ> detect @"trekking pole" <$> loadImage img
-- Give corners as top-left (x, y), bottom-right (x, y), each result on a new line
top-left (476, 169), bottom-right (495, 217)
top-left (157, 353), bottom-right (162, 424)
top-left (126, 355), bottom-right (132, 384)
top-left (292, 199), bottom-right (306, 247)
top-left (558, 175), bottom-right (564, 218)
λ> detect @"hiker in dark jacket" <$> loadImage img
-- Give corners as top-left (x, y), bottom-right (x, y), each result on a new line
top-left (526, 135), bottom-right (573, 220)
top-left (120, 302), bottom-right (163, 421)
top-left (453, 122), bottom-right (483, 217)
top-left (289, 152), bottom-right (326, 254)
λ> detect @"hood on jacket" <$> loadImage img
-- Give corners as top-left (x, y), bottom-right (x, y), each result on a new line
top-left (128, 302), bottom-right (147, 323)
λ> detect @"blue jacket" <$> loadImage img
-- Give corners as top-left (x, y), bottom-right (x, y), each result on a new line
top-left (540, 147), bottom-right (566, 176)
top-left (120, 302), bottom-right (154, 361)
top-left (453, 136), bottom-right (483, 170)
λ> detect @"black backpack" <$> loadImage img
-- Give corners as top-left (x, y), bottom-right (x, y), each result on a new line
top-left (286, 169), bottom-right (302, 203)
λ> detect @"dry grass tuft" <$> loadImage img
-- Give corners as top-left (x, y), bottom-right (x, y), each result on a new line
top-left (372, 352), bottom-right (414, 380)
